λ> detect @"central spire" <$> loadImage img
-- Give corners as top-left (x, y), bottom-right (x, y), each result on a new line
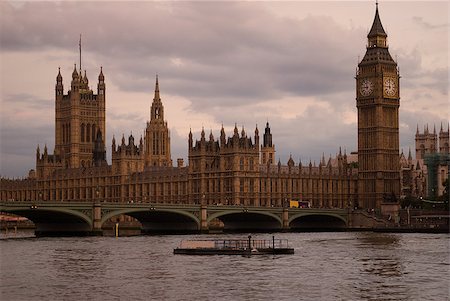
top-left (150, 75), bottom-right (164, 121)
top-left (154, 74), bottom-right (161, 101)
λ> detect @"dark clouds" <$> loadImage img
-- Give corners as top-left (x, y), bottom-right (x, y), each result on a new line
top-left (1, 1), bottom-right (362, 107)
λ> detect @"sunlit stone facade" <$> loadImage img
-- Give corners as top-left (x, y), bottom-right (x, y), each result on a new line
top-left (3, 4), bottom-right (442, 209)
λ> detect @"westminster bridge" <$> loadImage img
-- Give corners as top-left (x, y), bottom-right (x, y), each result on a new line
top-left (0, 200), bottom-right (358, 236)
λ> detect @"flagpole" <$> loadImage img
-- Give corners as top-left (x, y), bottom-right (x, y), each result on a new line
top-left (79, 34), bottom-right (82, 74)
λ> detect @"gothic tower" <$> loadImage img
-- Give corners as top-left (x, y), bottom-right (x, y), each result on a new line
top-left (415, 125), bottom-right (437, 160)
top-left (439, 123), bottom-right (449, 154)
top-left (356, 3), bottom-right (400, 208)
top-left (144, 76), bottom-right (172, 167)
top-left (54, 63), bottom-right (106, 169)
top-left (261, 122), bottom-right (275, 165)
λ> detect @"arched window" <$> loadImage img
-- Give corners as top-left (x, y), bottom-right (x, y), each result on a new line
top-left (62, 124), bottom-right (66, 143)
top-left (68, 124), bottom-right (71, 142)
top-left (86, 124), bottom-right (91, 142)
top-left (65, 123), bottom-right (69, 144)
top-left (81, 124), bottom-right (85, 142)
top-left (92, 124), bottom-right (96, 142)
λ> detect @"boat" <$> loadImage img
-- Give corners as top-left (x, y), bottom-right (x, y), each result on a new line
top-left (173, 235), bottom-right (294, 255)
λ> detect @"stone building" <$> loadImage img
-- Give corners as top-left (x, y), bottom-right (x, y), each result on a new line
top-left (144, 76), bottom-right (172, 168)
top-left (2, 4), bottom-right (427, 210)
top-left (400, 124), bottom-right (450, 199)
top-left (355, 3), bottom-right (401, 209)
top-left (0, 71), bottom-right (358, 208)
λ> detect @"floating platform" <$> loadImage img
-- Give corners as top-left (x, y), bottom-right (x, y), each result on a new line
top-left (174, 236), bottom-right (294, 255)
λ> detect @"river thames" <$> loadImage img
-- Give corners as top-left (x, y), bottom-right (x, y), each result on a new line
top-left (1, 231), bottom-right (449, 300)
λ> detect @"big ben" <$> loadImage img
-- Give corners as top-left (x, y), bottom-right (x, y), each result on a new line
top-left (356, 3), bottom-right (400, 209)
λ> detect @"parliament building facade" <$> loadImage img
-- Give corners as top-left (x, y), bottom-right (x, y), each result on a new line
top-left (1, 5), bottom-right (447, 210)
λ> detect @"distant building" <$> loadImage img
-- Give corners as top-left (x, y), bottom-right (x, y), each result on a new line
top-left (400, 124), bottom-right (450, 199)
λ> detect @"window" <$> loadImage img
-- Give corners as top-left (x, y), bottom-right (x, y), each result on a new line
top-left (92, 124), bottom-right (96, 142)
top-left (81, 124), bottom-right (85, 142)
top-left (86, 124), bottom-right (91, 142)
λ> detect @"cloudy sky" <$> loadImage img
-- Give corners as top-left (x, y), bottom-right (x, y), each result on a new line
top-left (1, 0), bottom-right (448, 178)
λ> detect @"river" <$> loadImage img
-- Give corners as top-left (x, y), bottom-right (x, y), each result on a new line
top-left (1, 231), bottom-right (449, 300)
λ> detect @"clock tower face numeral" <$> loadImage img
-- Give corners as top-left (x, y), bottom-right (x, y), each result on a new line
top-left (383, 77), bottom-right (397, 97)
top-left (360, 78), bottom-right (374, 97)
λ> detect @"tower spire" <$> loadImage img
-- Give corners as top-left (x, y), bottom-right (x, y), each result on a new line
top-left (367, 1), bottom-right (387, 48)
top-left (154, 74), bottom-right (160, 101)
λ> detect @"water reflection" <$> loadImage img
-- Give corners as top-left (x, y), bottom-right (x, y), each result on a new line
top-left (355, 233), bottom-right (410, 300)
top-left (52, 244), bottom-right (110, 280)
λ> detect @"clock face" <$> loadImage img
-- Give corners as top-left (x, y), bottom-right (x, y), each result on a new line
top-left (384, 78), bottom-right (397, 97)
top-left (360, 79), bottom-right (373, 97)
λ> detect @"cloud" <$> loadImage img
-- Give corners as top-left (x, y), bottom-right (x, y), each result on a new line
top-left (412, 16), bottom-right (449, 30)
top-left (0, 1), bottom-right (448, 177)
top-left (1, 2), bottom-right (362, 107)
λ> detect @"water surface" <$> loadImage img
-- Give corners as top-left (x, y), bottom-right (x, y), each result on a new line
top-left (1, 231), bottom-right (448, 300)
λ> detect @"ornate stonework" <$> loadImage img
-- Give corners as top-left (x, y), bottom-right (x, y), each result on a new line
top-left (356, 3), bottom-right (401, 209)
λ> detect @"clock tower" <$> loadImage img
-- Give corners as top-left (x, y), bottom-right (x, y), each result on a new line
top-left (356, 3), bottom-right (400, 209)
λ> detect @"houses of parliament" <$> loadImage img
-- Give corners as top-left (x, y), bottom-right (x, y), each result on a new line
top-left (1, 4), bottom-right (448, 210)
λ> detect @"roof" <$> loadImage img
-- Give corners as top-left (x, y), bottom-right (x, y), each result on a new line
top-left (368, 5), bottom-right (387, 38)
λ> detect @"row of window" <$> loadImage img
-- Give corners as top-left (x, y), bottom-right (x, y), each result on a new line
top-left (81, 123), bottom-right (96, 142)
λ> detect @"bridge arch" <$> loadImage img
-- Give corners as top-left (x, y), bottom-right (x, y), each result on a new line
top-left (101, 208), bottom-right (200, 233)
top-left (2, 207), bottom-right (93, 236)
top-left (208, 209), bottom-right (283, 231)
top-left (289, 212), bottom-right (347, 230)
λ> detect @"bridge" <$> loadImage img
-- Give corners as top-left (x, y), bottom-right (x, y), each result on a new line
top-left (0, 201), bottom-right (349, 236)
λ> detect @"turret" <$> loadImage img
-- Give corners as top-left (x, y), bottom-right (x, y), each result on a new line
top-left (188, 129), bottom-right (193, 149)
top-left (254, 125), bottom-right (259, 148)
top-left (56, 67), bottom-right (63, 97)
top-left (36, 145), bottom-right (40, 160)
top-left (220, 125), bottom-right (226, 147)
top-left (233, 124), bottom-right (239, 137)
top-left (71, 64), bottom-right (79, 92)
top-left (97, 67), bottom-right (105, 96)
top-left (287, 155), bottom-right (295, 169)
top-left (201, 127), bottom-right (206, 141)
top-left (93, 129), bottom-right (107, 167)
top-left (263, 122), bottom-right (272, 147)
top-left (261, 122), bottom-right (275, 165)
